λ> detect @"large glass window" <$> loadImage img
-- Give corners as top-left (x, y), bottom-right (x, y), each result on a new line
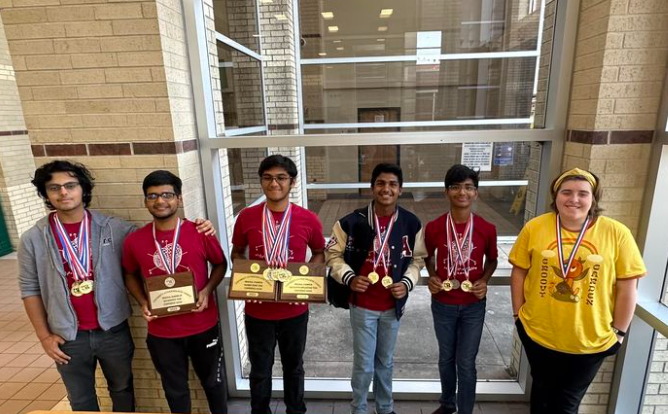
top-left (213, 0), bottom-right (260, 53)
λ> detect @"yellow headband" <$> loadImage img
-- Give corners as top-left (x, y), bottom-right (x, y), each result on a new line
top-left (553, 168), bottom-right (597, 193)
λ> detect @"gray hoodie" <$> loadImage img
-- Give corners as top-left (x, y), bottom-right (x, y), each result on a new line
top-left (17, 210), bottom-right (136, 341)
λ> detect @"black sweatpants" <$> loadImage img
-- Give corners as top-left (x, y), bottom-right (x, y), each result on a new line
top-left (147, 325), bottom-right (228, 414)
top-left (516, 319), bottom-right (621, 414)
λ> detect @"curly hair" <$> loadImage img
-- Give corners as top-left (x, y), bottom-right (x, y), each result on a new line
top-left (31, 160), bottom-right (95, 210)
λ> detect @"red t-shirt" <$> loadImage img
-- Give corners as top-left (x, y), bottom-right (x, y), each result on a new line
top-left (122, 220), bottom-right (226, 338)
top-left (425, 213), bottom-right (498, 305)
top-left (354, 215), bottom-right (396, 312)
top-left (232, 203), bottom-right (325, 320)
top-left (49, 212), bottom-right (100, 330)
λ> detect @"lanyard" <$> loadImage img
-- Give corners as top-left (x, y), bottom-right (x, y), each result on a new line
top-left (556, 215), bottom-right (589, 279)
top-left (152, 218), bottom-right (182, 274)
top-left (53, 212), bottom-right (91, 281)
top-left (445, 212), bottom-right (473, 279)
top-left (262, 203), bottom-right (293, 268)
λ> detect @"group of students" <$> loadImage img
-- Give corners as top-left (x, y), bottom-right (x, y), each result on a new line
top-left (17, 154), bottom-right (645, 414)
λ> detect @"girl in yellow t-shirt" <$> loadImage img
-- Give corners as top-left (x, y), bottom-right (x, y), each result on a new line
top-left (509, 168), bottom-right (646, 414)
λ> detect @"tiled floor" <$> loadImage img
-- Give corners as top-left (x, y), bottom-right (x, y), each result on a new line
top-left (0, 255), bottom-right (67, 414)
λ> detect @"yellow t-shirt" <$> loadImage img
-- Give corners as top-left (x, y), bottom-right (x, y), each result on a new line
top-left (509, 213), bottom-right (646, 354)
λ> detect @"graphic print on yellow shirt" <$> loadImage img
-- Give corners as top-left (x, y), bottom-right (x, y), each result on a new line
top-left (509, 213), bottom-right (646, 354)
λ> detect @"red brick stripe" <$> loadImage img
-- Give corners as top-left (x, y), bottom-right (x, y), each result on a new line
top-left (31, 139), bottom-right (199, 157)
top-left (0, 130), bottom-right (29, 136)
top-left (567, 130), bottom-right (654, 145)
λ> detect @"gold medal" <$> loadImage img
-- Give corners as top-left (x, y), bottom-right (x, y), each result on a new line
top-left (299, 265), bottom-right (309, 276)
top-left (78, 280), bottom-right (94, 295)
top-left (381, 276), bottom-right (393, 288)
top-left (263, 268), bottom-right (273, 281)
top-left (71, 282), bottom-right (83, 297)
top-left (451, 279), bottom-right (461, 290)
top-left (250, 263), bottom-right (261, 273)
top-left (277, 269), bottom-right (293, 282)
top-left (442, 280), bottom-right (453, 291)
top-left (368, 272), bottom-right (379, 284)
top-left (461, 280), bottom-right (473, 292)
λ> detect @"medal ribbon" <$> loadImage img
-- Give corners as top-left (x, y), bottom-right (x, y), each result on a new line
top-left (152, 217), bottom-right (182, 274)
top-left (52, 212), bottom-right (91, 282)
top-left (556, 215), bottom-right (589, 280)
top-left (262, 203), bottom-right (293, 268)
top-left (446, 213), bottom-right (474, 279)
top-left (372, 210), bottom-right (398, 274)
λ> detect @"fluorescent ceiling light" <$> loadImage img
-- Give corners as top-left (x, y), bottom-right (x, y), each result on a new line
top-left (260, 0), bottom-right (272, 3)
top-left (378, 26), bottom-right (388, 32)
top-left (328, 26), bottom-right (339, 32)
top-left (318, 52), bottom-right (327, 56)
top-left (377, 38), bottom-right (385, 42)
top-left (274, 14), bottom-right (287, 21)
top-left (333, 40), bottom-right (342, 43)
top-left (380, 9), bottom-right (393, 18)
top-left (321, 11), bottom-right (334, 19)
top-left (336, 47), bottom-right (344, 51)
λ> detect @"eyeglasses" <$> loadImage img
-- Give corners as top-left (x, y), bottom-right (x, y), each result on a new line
top-left (46, 182), bottom-right (80, 193)
top-left (261, 175), bottom-right (292, 184)
top-left (145, 192), bottom-right (177, 201)
top-left (447, 184), bottom-right (477, 193)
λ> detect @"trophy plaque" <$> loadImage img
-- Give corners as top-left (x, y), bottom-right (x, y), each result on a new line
top-left (145, 272), bottom-right (198, 317)
top-left (277, 263), bottom-right (327, 303)
top-left (229, 259), bottom-right (278, 301)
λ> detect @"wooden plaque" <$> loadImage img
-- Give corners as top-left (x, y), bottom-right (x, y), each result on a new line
top-left (229, 259), bottom-right (278, 301)
top-left (277, 263), bottom-right (327, 303)
top-left (145, 272), bottom-right (198, 317)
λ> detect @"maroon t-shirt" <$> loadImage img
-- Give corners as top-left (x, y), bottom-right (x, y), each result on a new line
top-left (353, 215), bottom-right (395, 312)
top-left (122, 220), bottom-right (226, 338)
top-left (425, 213), bottom-right (498, 305)
top-left (232, 203), bottom-right (325, 321)
top-left (49, 212), bottom-right (101, 331)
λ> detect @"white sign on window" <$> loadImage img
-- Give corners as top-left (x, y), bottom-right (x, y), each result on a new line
top-left (461, 142), bottom-right (493, 172)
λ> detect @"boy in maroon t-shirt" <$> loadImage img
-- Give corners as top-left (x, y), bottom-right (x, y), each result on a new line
top-left (425, 165), bottom-right (498, 414)
top-left (231, 155), bottom-right (325, 414)
top-left (123, 170), bottom-right (228, 414)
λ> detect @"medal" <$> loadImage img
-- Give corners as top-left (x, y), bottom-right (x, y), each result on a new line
top-left (153, 218), bottom-right (182, 274)
top-left (53, 212), bottom-right (94, 296)
top-left (446, 213), bottom-right (474, 293)
top-left (263, 267), bottom-right (273, 281)
top-left (262, 203), bottom-right (293, 281)
top-left (381, 276), bottom-right (393, 288)
top-left (451, 279), bottom-right (461, 290)
top-left (461, 280), bottom-right (473, 292)
top-left (442, 280), bottom-right (453, 291)
top-left (371, 209), bottom-right (398, 287)
top-left (556, 215), bottom-right (590, 280)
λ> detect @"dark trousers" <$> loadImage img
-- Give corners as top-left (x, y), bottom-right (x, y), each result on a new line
top-left (56, 321), bottom-right (135, 412)
top-left (245, 311), bottom-right (309, 414)
top-left (516, 319), bottom-right (620, 414)
top-left (146, 325), bottom-right (228, 414)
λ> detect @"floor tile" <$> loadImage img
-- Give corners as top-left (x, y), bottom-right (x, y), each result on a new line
top-left (18, 399), bottom-right (60, 414)
top-left (10, 383), bottom-right (51, 401)
top-left (0, 382), bottom-right (27, 400)
top-left (0, 399), bottom-right (32, 414)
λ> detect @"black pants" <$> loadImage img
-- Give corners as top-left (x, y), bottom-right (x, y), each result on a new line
top-left (245, 311), bottom-right (309, 414)
top-left (516, 319), bottom-right (620, 414)
top-left (146, 325), bottom-right (227, 414)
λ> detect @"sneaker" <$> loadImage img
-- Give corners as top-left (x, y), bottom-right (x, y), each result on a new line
top-left (430, 407), bottom-right (456, 414)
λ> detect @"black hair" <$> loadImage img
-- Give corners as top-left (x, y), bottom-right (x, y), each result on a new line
top-left (258, 154), bottom-right (298, 178)
top-left (444, 164), bottom-right (479, 189)
top-left (31, 160), bottom-right (95, 210)
top-left (370, 163), bottom-right (403, 187)
top-left (142, 170), bottom-right (182, 197)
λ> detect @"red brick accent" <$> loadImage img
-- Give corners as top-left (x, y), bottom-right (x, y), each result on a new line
top-left (45, 144), bottom-right (88, 157)
top-left (88, 143), bottom-right (132, 156)
top-left (31, 145), bottom-right (45, 157)
top-left (567, 130), bottom-right (654, 145)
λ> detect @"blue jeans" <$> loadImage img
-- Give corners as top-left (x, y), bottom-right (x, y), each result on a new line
top-left (56, 321), bottom-right (135, 411)
top-left (431, 298), bottom-right (486, 414)
top-left (350, 305), bottom-right (401, 414)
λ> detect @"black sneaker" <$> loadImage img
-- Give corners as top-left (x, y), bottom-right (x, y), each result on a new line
top-left (431, 407), bottom-right (457, 414)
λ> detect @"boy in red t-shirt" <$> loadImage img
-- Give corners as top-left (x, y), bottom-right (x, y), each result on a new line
top-left (425, 165), bottom-right (498, 414)
top-left (123, 170), bottom-right (228, 414)
top-left (232, 154), bottom-right (325, 414)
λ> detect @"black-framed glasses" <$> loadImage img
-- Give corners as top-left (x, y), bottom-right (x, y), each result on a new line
top-left (447, 184), bottom-right (477, 193)
top-left (146, 192), bottom-right (177, 201)
top-left (261, 175), bottom-right (291, 184)
top-left (46, 182), bottom-right (80, 193)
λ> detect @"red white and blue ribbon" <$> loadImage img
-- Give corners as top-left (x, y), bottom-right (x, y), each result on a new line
top-left (262, 203), bottom-right (293, 268)
top-left (52, 212), bottom-right (91, 282)
top-left (372, 210), bottom-right (398, 274)
top-left (556, 215), bottom-right (589, 279)
top-left (153, 217), bottom-right (182, 274)
top-left (446, 213), bottom-right (474, 278)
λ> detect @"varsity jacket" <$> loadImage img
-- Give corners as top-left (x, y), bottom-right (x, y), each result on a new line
top-left (325, 202), bottom-right (427, 319)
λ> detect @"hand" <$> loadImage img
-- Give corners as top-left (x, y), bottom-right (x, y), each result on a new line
top-left (142, 303), bottom-right (159, 323)
top-left (40, 334), bottom-right (70, 365)
top-left (193, 287), bottom-right (211, 312)
top-left (389, 282), bottom-right (407, 299)
top-left (471, 280), bottom-right (488, 299)
top-left (427, 276), bottom-right (443, 295)
top-left (194, 218), bottom-right (216, 236)
top-left (350, 276), bottom-right (371, 293)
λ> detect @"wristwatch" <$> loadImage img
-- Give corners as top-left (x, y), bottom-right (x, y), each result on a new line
top-left (611, 325), bottom-right (626, 337)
